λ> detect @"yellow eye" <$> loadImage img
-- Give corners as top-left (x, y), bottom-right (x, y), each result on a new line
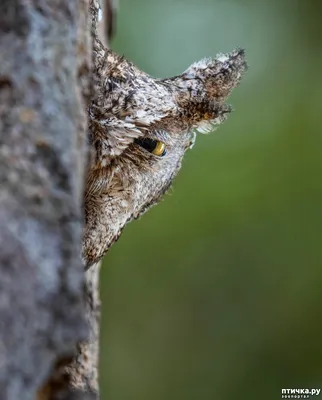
top-left (135, 138), bottom-right (167, 157)
top-left (152, 141), bottom-right (166, 156)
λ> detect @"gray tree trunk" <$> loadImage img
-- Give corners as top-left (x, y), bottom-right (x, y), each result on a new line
top-left (0, 0), bottom-right (100, 399)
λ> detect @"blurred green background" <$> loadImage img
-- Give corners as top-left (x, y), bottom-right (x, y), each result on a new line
top-left (100, 1), bottom-right (322, 399)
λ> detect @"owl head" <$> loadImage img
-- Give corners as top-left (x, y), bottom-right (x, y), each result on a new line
top-left (83, 46), bottom-right (247, 267)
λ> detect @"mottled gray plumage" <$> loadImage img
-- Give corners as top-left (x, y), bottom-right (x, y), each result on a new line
top-left (83, 38), bottom-right (247, 268)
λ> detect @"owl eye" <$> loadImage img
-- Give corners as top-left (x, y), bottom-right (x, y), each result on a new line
top-left (135, 138), bottom-right (167, 157)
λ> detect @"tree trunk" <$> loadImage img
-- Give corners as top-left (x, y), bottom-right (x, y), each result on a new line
top-left (0, 0), bottom-right (98, 399)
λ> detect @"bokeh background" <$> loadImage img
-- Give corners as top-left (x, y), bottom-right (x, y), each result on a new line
top-left (100, 1), bottom-right (322, 399)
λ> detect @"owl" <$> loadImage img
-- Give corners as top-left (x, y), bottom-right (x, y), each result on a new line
top-left (82, 36), bottom-right (247, 268)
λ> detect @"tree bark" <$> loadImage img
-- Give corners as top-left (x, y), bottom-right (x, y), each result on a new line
top-left (37, 2), bottom-right (109, 399)
top-left (0, 0), bottom-right (93, 399)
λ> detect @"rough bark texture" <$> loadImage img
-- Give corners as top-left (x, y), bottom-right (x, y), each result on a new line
top-left (0, 0), bottom-right (92, 399)
top-left (36, 2), bottom-right (107, 399)
top-left (53, 2), bottom-right (106, 398)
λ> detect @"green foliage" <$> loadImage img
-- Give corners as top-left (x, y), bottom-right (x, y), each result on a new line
top-left (100, 1), bottom-right (322, 399)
